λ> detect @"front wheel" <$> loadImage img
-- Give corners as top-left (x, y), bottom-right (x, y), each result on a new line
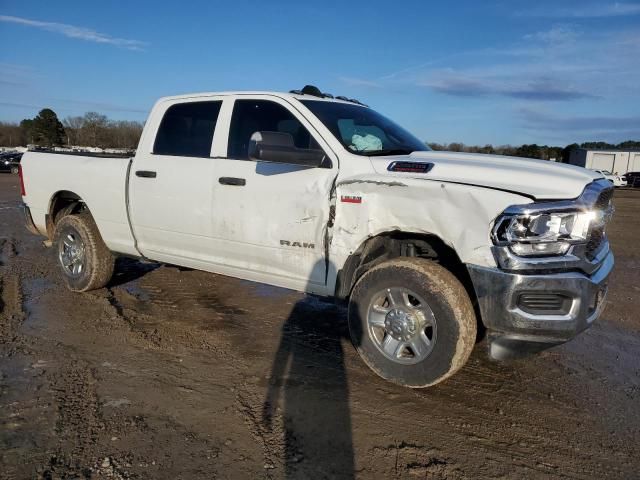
top-left (348, 258), bottom-right (476, 388)
top-left (10, 166), bottom-right (19, 175)
top-left (53, 213), bottom-right (115, 292)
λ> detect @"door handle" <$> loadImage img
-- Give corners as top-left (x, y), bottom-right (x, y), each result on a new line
top-left (219, 177), bottom-right (246, 186)
top-left (136, 170), bottom-right (157, 178)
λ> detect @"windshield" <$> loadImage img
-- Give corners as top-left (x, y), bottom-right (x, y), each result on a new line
top-left (300, 100), bottom-right (429, 156)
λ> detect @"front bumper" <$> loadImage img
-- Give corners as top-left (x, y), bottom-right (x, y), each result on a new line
top-left (467, 251), bottom-right (614, 359)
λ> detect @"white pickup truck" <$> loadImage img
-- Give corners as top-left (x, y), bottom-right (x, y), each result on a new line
top-left (20, 86), bottom-right (614, 387)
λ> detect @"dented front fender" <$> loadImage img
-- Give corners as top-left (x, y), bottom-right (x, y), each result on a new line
top-left (330, 175), bottom-right (532, 270)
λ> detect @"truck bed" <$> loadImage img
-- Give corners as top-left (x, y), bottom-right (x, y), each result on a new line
top-left (20, 151), bottom-right (138, 256)
top-left (28, 150), bottom-right (133, 158)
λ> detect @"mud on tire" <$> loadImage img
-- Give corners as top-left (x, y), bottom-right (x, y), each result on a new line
top-left (348, 258), bottom-right (476, 388)
top-left (53, 213), bottom-right (115, 292)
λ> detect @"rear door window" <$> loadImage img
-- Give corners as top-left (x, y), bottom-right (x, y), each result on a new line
top-left (154, 101), bottom-right (222, 157)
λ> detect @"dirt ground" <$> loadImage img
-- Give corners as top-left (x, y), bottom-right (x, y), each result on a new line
top-left (0, 173), bottom-right (638, 480)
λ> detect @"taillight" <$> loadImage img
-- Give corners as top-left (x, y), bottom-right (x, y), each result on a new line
top-left (18, 164), bottom-right (26, 196)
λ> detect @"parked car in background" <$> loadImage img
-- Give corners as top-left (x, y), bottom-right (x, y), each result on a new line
top-left (0, 151), bottom-right (22, 174)
top-left (592, 169), bottom-right (626, 187)
top-left (622, 171), bottom-right (640, 187)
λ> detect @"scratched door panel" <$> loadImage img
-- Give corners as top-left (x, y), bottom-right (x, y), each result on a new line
top-left (211, 158), bottom-right (335, 287)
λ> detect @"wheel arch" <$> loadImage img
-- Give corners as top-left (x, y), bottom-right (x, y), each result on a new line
top-left (46, 190), bottom-right (90, 240)
top-left (335, 230), bottom-right (485, 340)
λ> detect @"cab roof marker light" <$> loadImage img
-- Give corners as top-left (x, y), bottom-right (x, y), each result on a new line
top-left (290, 85), bottom-right (367, 106)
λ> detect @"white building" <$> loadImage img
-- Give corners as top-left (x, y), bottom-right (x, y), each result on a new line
top-left (569, 148), bottom-right (640, 174)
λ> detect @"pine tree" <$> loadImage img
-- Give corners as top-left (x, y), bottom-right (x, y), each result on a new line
top-left (28, 109), bottom-right (66, 146)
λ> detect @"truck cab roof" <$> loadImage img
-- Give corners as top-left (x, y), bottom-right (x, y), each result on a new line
top-left (156, 88), bottom-right (367, 107)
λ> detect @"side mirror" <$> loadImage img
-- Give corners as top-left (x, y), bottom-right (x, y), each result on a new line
top-left (248, 131), bottom-right (327, 167)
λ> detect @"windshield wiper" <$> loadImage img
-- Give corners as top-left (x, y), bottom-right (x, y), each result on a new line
top-left (365, 148), bottom-right (415, 157)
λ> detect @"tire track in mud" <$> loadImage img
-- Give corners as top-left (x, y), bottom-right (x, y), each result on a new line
top-left (105, 266), bottom-right (284, 472)
top-left (0, 237), bottom-right (26, 352)
top-left (2, 248), bottom-right (264, 477)
top-left (138, 266), bottom-right (247, 318)
top-left (101, 284), bottom-right (228, 353)
top-left (101, 264), bottom-right (251, 355)
top-left (346, 348), bottom-right (636, 479)
top-left (0, 237), bottom-right (5, 267)
top-left (104, 265), bottom-right (294, 475)
top-left (0, 234), bottom-right (60, 480)
top-left (49, 363), bottom-right (104, 457)
top-left (0, 226), bottom-right (130, 478)
top-left (234, 385), bottom-right (287, 475)
top-left (0, 236), bottom-right (19, 267)
top-left (365, 442), bottom-right (463, 479)
top-left (423, 373), bottom-right (631, 478)
top-left (88, 264), bottom-right (278, 475)
top-left (43, 361), bottom-right (141, 480)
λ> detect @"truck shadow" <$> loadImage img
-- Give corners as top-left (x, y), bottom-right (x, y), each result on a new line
top-left (262, 266), bottom-right (358, 478)
top-left (107, 257), bottom-right (161, 287)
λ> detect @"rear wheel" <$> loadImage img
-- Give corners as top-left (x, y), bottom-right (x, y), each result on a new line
top-left (10, 166), bottom-right (19, 175)
top-left (348, 258), bottom-right (476, 388)
top-left (53, 213), bottom-right (114, 292)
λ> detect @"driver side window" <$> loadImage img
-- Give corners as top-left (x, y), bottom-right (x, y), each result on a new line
top-left (227, 100), bottom-right (320, 160)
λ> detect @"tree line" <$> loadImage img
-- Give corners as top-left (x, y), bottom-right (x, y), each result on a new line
top-left (0, 108), bottom-right (143, 150)
top-left (0, 107), bottom-right (639, 160)
top-left (428, 141), bottom-right (640, 163)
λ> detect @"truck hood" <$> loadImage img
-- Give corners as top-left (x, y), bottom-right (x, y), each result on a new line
top-left (369, 151), bottom-right (602, 200)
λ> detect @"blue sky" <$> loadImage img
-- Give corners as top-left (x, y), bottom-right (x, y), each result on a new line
top-left (0, 0), bottom-right (639, 146)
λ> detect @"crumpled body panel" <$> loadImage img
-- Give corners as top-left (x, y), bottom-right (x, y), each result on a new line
top-left (330, 174), bottom-right (531, 274)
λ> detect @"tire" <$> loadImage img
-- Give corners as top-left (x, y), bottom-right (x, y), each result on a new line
top-left (54, 202), bottom-right (78, 225)
top-left (10, 166), bottom-right (19, 175)
top-left (348, 258), bottom-right (476, 388)
top-left (53, 212), bottom-right (114, 292)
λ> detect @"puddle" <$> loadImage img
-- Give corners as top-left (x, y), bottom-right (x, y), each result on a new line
top-left (122, 281), bottom-right (151, 302)
top-left (0, 200), bottom-right (20, 210)
top-left (103, 398), bottom-right (131, 408)
top-left (21, 277), bottom-right (57, 331)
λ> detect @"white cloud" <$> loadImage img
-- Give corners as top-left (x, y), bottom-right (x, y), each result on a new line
top-left (523, 25), bottom-right (579, 44)
top-left (517, 107), bottom-right (640, 143)
top-left (388, 24), bottom-right (639, 102)
top-left (422, 73), bottom-right (595, 101)
top-left (517, 2), bottom-right (640, 18)
top-left (338, 76), bottom-right (381, 88)
top-left (334, 20), bottom-right (639, 143)
top-left (0, 62), bottom-right (35, 87)
top-left (0, 15), bottom-right (148, 51)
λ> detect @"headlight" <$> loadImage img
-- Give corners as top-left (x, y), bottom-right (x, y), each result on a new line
top-left (493, 210), bottom-right (599, 257)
